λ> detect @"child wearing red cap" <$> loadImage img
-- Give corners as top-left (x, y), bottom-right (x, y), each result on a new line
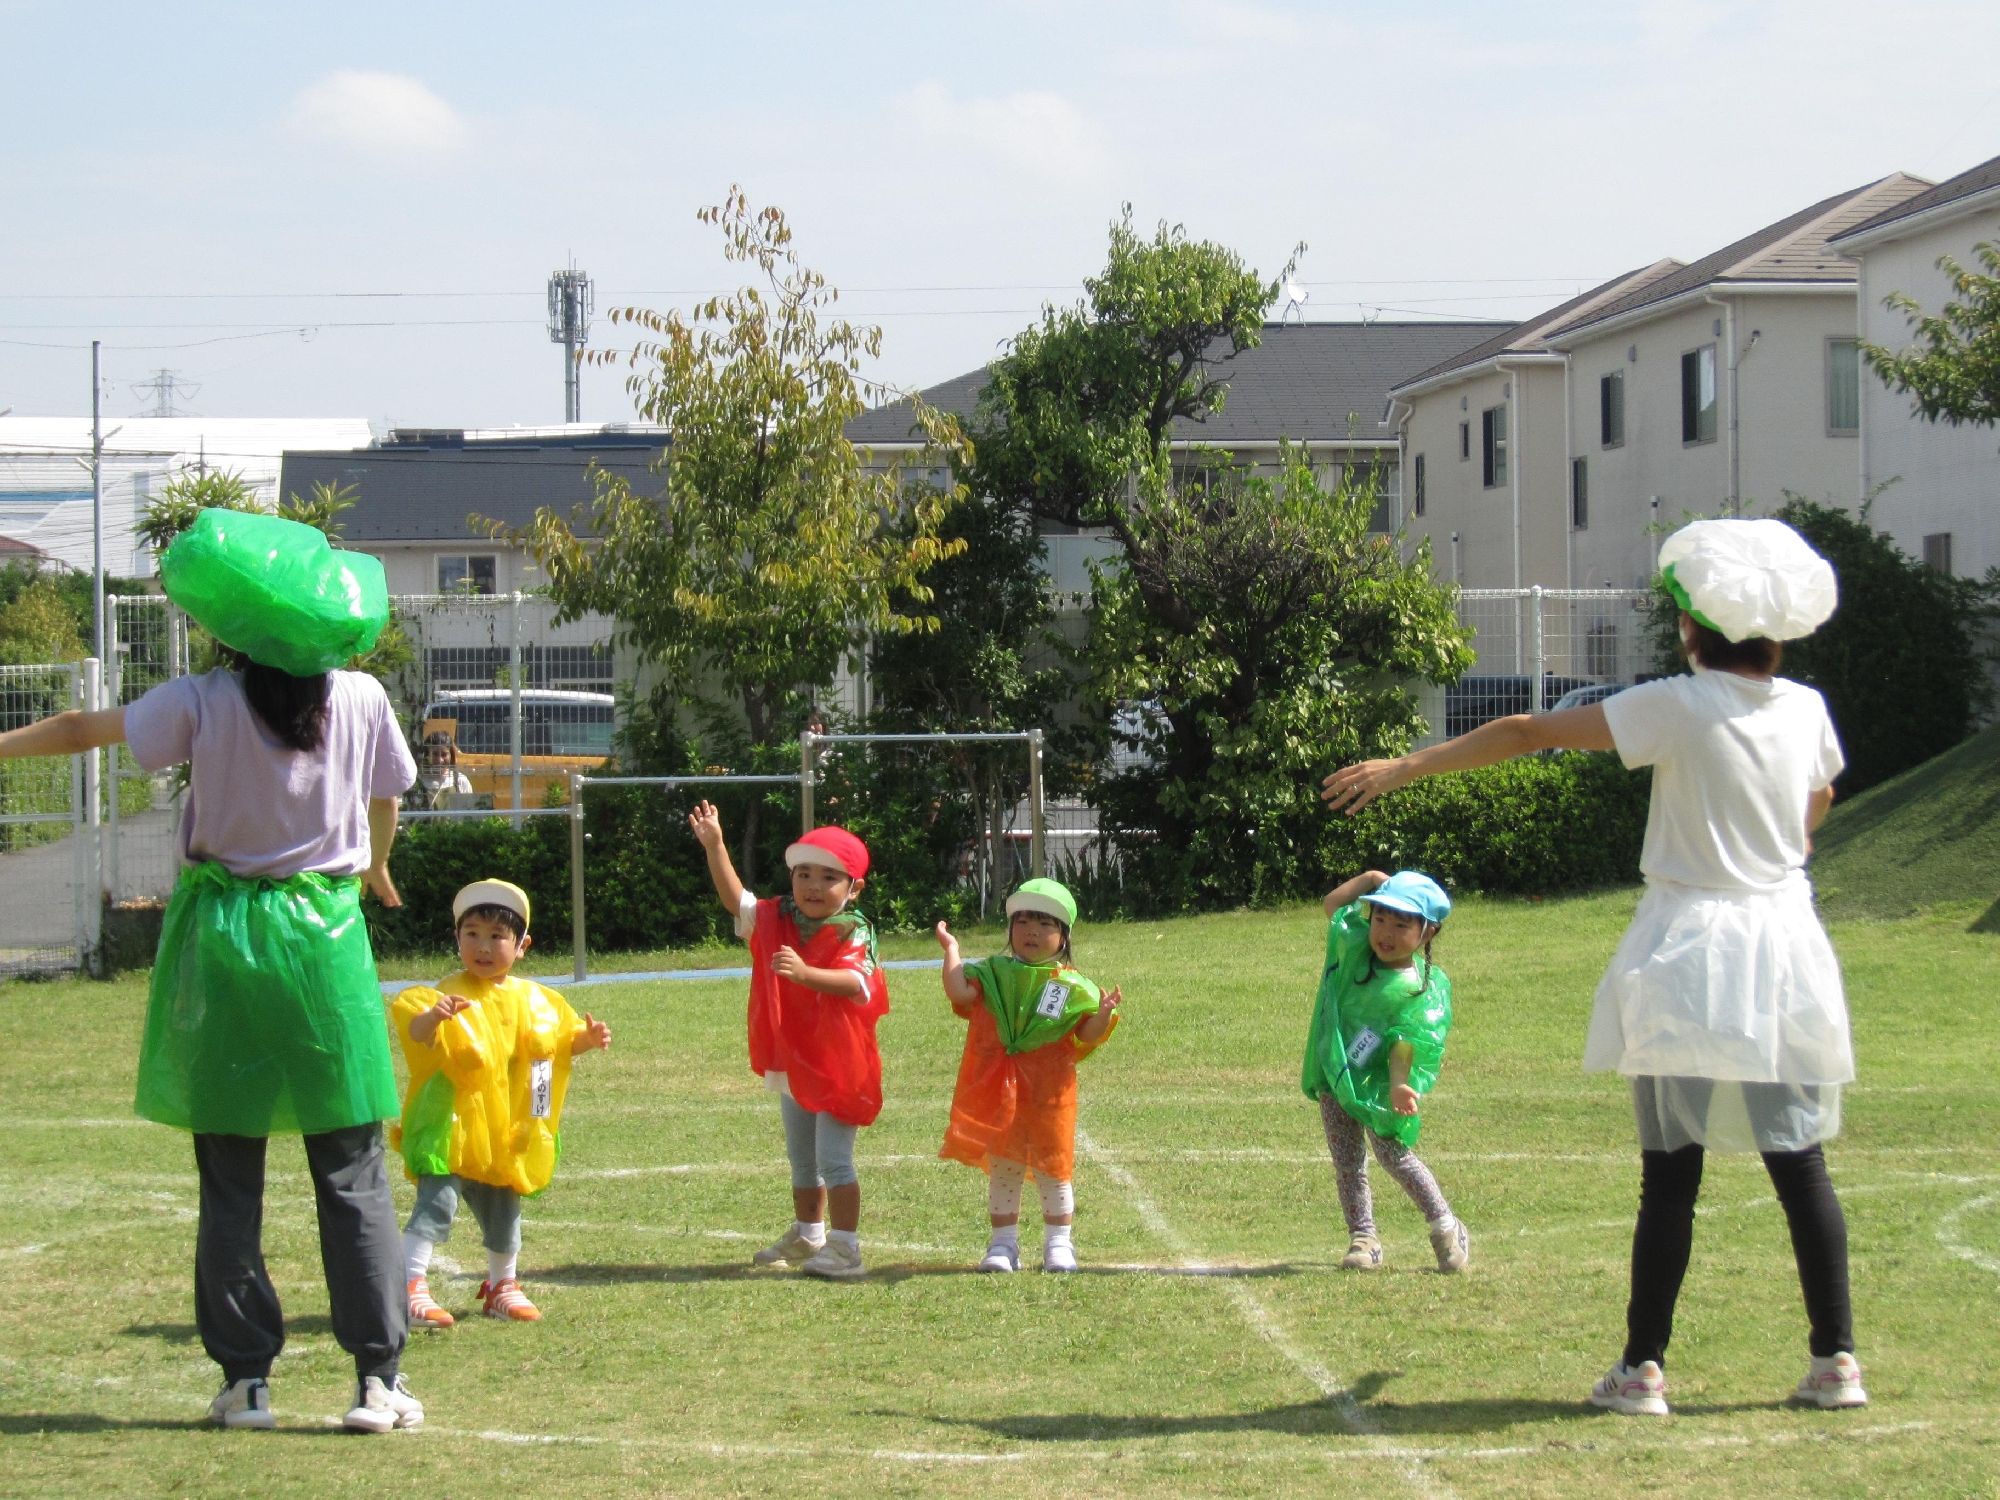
top-left (690, 804), bottom-right (889, 1280)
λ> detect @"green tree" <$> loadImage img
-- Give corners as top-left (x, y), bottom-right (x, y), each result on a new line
top-left (1091, 449), bottom-right (1469, 909)
top-left (1864, 239), bottom-right (2000, 425)
top-left (495, 188), bottom-right (969, 873)
top-left (0, 576), bottom-right (88, 665)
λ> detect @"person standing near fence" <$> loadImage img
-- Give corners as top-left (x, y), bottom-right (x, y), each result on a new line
top-left (0, 510), bottom-right (426, 1433)
top-left (1322, 518), bottom-right (1867, 1417)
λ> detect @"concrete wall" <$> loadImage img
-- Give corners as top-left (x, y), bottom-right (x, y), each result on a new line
top-left (349, 540), bottom-right (547, 597)
top-left (1856, 211), bottom-right (2000, 580)
top-left (1401, 362), bottom-right (1568, 589)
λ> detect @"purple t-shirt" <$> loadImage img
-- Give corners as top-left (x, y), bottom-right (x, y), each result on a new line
top-left (125, 669), bottom-right (418, 878)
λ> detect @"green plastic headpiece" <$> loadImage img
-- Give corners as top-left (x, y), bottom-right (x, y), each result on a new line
top-left (1005, 878), bottom-right (1077, 928)
top-left (1660, 563), bottom-right (1723, 635)
top-left (161, 509), bottom-right (389, 676)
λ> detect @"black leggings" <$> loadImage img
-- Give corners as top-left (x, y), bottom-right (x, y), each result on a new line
top-left (1622, 1143), bottom-right (1853, 1370)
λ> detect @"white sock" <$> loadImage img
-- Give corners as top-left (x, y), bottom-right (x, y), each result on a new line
top-left (1810, 1353), bottom-right (1853, 1374)
top-left (487, 1250), bottom-right (518, 1285)
top-left (1044, 1223), bottom-right (1073, 1249)
top-left (794, 1219), bottom-right (827, 1246)
top-left (1428, 1212), bottom-right (1459, 1236)
top-left (989, 1223), bottom-right (1020, 1249)
top-left (826, 1228), bottom-right (859, 1253)
top-left (402, 1233), bottom-right (434, 1284)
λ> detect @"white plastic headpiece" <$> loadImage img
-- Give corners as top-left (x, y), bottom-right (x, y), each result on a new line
top-left (1659, 518), bottom-right (1837, 643)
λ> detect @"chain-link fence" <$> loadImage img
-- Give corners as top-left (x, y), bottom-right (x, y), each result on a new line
top-left (1412, 587), bottom-right (1655, 747)
top-left (0, 662), bottom-right (89, 977)
top-left (106, 596), bottom-right (188, 905)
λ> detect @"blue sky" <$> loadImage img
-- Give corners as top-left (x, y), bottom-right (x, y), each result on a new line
top-left (4, 0), bottom-right (1999, 428)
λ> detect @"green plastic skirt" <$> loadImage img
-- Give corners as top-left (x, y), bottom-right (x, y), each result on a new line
top-left (135, 863), bottom-right (398, 1136)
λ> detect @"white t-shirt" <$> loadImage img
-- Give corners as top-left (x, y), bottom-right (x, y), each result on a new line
top-left (126, 669), bottom-right (418, 878)
top-left (1603, 669), bottom-right (1844, 891)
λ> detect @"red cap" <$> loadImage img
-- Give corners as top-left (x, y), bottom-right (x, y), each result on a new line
top-left (785, 826), bottom-right (870, 881)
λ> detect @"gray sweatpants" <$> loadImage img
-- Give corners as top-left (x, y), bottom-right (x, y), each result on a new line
top-left (404, 1173), bottom-right (523, 1255)
top-left (193, 1125), bottom-right (406, 1385)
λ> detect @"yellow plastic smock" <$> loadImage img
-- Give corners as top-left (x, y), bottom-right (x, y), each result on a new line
top-left (390, 971), bottom-right (583, 1195)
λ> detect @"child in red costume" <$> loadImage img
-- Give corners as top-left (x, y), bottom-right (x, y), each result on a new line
top-left (690, 803), bottom-right (889, 1281)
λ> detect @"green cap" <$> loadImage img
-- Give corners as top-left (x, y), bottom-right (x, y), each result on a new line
top-left (1005, 877), bottom-right (1077, 927)
top-left (161, 508), bottom-right (390, 676)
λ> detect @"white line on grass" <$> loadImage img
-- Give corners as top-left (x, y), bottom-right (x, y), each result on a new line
top-left (1075, 1127), bottom-right (1457, 1500)
top-left (1936, 1193), bottom-right (2000, 1275)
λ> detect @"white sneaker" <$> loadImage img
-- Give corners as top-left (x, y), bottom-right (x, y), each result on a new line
top-left (1589, 1359), bottom-right (1669, 1416)
top-left (1794, 1352), bottom-right (1868, 1409)
top-left (342, 1374), bottom-right (425, 1432)
top-left (799, 1238), bottom-right (866, 1281)
top-left (1042, 1238), bottom-right (1078, 1273)
top-left (978, 1238), bottom-right (1020, 1273)
top-left (207, 1377), bottom-right (275, 1430)
top-left (1430, 1218), bottom-right (1470, 1274)
top-left (752, 1225), bottom-right (825, 1267)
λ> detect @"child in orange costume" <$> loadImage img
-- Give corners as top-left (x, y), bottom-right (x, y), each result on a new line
top-left (936, 878), bottom-right (1120, 1273)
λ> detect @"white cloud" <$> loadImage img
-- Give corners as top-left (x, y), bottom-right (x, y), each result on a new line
top-left (290, 70), bottom-right (470, 156)
top-left (901, 82), bottom-right (1111, 183)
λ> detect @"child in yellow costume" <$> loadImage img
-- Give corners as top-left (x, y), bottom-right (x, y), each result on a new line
top-left (390, 880), bottom-right (610, 1325)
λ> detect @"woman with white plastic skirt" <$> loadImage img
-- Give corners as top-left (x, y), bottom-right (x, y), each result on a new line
top-left (1321, 518), bottom-right (1867, 1418)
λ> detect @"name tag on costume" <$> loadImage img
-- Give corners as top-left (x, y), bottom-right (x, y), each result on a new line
top-left (1035, 981), bottom-right (1073, 1020)
top-left (530, 1059), bottom-right (553, 1118)
top-left (1345, 1027), bottom-right (1383, 1069)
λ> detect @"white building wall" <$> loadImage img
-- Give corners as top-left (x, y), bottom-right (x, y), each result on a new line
top-left (1855, 215), bottom-right (2000, 580)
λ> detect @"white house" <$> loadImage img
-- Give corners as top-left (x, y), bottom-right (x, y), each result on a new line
top-left (1829, 152), bottom-right (2000, 581)
top-left (0, 417), bottom-right (373, 577)
top-left (1390, 174), bottom-right (1933, 592)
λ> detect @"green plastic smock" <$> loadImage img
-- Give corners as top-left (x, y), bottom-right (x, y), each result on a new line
top-left (960, 954), bottom-right (1105, 1055)
top-left (135, 863), bottom-right (399, 1136)
top-left (1301, 901), bottom-right (1453, 1146)
top-left (160, 508), bottom-right (390, 676)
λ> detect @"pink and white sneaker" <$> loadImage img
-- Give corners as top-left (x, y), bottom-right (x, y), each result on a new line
top-left (1590, 1359), bottom-right (1669, 1416)
top-left (1794, 1352), bottom-right (1868, 1409)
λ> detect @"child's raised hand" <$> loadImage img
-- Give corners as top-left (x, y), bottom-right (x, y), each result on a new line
top-left (410, 992), bottom-right (472, 1045)
top-left (934, 920), bottom-right (960, 956)
top-left (1390, 1082), bottom-right (1421, 1116)
top-left (771, 944), bottom-right (805, 981)
top-left (688, 801), bottom-right (724, 850)
top-left (1101, 985), bottom-right (1122, 1014)
top-left (577, 1012), bottom-right (612, 1053)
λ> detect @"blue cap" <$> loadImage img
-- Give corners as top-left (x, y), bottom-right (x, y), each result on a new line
top-left (1361, 871), bottom-right (1451, 926)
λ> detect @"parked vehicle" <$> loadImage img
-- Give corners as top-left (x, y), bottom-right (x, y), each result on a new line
top-left (419, 690), bottom-right (616, 810)
top-left (1443, 676), bottom-right (1595, 738)
top-left (1549, 682), bottom-right (1630, 713)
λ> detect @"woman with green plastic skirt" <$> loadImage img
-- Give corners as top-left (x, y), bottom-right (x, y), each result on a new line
top-left (0, 510), bottom-right (424, 1434)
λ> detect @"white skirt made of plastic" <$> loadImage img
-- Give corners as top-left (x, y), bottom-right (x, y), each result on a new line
top-left (1585, 871), bottom-right (1852, 1078)
top-left (1627, 1075), bottom-right (1840, 1155)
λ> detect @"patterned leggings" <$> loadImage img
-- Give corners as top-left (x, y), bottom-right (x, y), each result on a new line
top-left (1318, 1094), bottom-right (1452, 1238)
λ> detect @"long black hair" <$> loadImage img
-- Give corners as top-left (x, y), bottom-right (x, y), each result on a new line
top-left (227, 650), bottom-right (330, 753)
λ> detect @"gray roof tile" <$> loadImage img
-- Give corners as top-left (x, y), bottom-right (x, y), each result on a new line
top-left (1833, 153), bottom-right (2000, 242)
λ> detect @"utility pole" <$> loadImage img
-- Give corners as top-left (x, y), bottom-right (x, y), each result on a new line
top-left (546, 262), bottom-right (593, 423)
top-left (91, 341), bottom-right (104, 662)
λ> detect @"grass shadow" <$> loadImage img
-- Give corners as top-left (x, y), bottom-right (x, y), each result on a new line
top-left (122, 1316), bottom-right (334, 1344)
top-left (0, 1413), bottom-right (362, 1438)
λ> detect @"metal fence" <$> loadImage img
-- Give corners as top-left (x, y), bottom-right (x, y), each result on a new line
top-left (1412, 587), bottom-right (1655, 747)
top-left (0, 661), bottom-right (93, 977)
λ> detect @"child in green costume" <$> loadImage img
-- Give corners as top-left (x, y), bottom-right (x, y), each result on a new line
top-left (936, 878), bottom-right (1122, 1273)
top-left (1303, 869), bottom-right (1468, 1273)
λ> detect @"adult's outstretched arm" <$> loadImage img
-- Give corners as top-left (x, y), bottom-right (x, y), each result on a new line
top-left (0, 707), bottom-right (127, 760)
top-left (1321, 704), bottom-right (1615, 816)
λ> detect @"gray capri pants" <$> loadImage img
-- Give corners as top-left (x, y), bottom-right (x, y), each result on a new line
top-left (779, 1093), bottom-right (859, 1189)
top-left (404, 1173), bottom-right (523, 1255)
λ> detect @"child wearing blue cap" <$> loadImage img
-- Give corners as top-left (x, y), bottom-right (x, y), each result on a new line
top-left (1303, 869), bottom-right (1467, 1273)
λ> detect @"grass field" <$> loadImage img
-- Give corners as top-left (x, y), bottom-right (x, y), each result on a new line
top-left (4, 891), bottom-right (1997, 1499)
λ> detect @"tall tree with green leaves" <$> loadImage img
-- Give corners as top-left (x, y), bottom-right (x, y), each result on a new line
top-left (1864, 239), bottom-right (2000, 426)
top-left (496, 188), bottom-right (970, 871)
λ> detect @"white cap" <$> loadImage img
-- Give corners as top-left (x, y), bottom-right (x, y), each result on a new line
top-left (1660, 518), bottom-right (1837, 643)
top-left (453, 879), bottom-right (530, 927)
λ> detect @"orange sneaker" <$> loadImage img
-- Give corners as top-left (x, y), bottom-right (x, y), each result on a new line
top-left (407, 1277), bottom-right (454, 1329)
top-left (478, 1278), bottom-right (541, 1321)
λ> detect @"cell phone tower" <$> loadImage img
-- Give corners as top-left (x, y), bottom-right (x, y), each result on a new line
top-left (547, 261), bottom-right (593, 423)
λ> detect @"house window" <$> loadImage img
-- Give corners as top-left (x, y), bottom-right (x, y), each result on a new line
top-left (1923, 533), bottom-right (1953, 576)
top-left (1827, 337), bottom-right (1860, 435)
top-left (1600, 370), bottom-right (1625, 448)
top-left (438, 554), bottom-right (498, 594)
top-left (1481, 404), bottom-right (1507, 488)
top-left (1571, 457), bottom-right (1588, 531)
top-left (1412, 453), bottom-right (1426, 517)
top-left (1459, 421), bottom-right (1470, 461)
top-left (1681, 345), bottom-right (1717, 444)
